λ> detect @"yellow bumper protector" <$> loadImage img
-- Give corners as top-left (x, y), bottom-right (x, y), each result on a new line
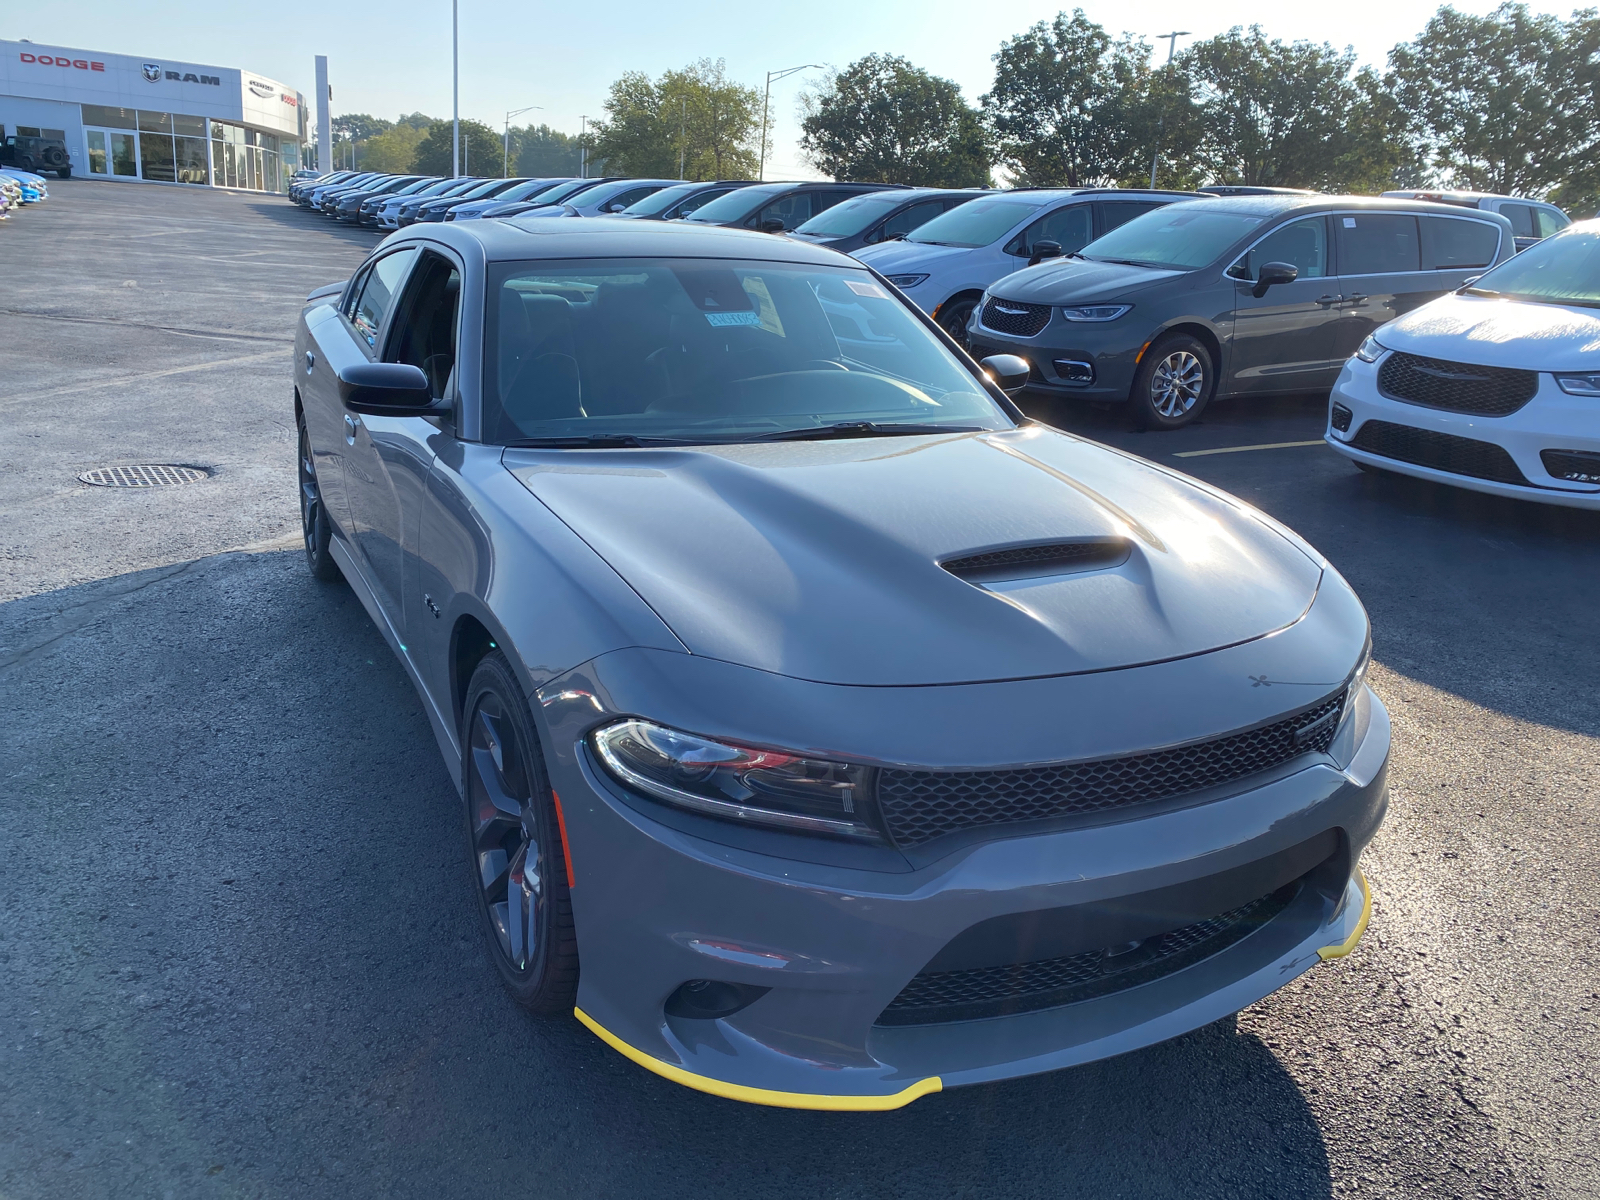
top-left (1317, 869), bottom-right (1372, 960)
top-left (574, 1008), bottom-right (942, 1111)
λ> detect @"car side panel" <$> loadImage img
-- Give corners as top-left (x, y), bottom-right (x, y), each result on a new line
top-left (299, 301), bottom-right (359, 540)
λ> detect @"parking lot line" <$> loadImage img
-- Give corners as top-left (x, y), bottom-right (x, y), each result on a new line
top-left (1174, 439), bottom-right (1328, 458)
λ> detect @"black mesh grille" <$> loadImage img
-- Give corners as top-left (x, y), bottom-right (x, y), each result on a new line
top-left (1350, 420), bottom-right (1528, 485)
top-left (980, 297), bottom-right (1052, 338)
top-left (942, 540), bottom-right (1124, 580)
top-left (1378, 352), bottom-right (1538, 416)
top-left (876, 696), bottom-right (1344, 847)
top-left (878, 885), bottom-right (1296, 1025)
top-left (1540, 449), bottom-right (1600, 484)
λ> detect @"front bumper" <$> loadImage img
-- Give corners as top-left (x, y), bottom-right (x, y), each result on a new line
top-left (535, 597), bottom-right (1388, 1108)
top-left (967, 307), bottom-right (1144, 401)
top-left (1327, 354), bottom-right (1600, 510)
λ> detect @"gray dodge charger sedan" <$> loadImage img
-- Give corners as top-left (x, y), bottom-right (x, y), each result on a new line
top-left (293, 216), bottom-right (1388, 1109)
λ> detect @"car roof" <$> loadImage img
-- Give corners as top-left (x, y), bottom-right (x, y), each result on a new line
top-left (1187, 194), bottom-right (1511, 219)
top-left (401, 214), bottom-right (864, 266)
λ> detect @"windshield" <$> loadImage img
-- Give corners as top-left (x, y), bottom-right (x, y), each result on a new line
top-left (1080, 204), bottom-right (1263, 269)
top-left (1465, 226), bottom-right (1600, 308)
top-left (623, 182), bottom-right (711, 217)
top-left (484, 257), bottom-right (1008, 444)
top-left (907, 196), bottom-right (1051, 247)
top-left (682, 184), bottom-right (788, 223)
top-left (796, 194), bottom-right (910, 238)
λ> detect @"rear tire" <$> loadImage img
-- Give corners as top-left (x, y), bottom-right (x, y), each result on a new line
top-left (1130, 334), bottom-right (1214, 430)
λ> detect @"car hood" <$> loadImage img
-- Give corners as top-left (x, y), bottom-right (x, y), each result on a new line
top-left (990, 258), bottom-right (1186, 304)
top-left (852, 239), bottom-right (974, 271)
top-left (1377, 291), bottom-right (1600, 372)
top-left (505, 426), bottom-right (1322, 686)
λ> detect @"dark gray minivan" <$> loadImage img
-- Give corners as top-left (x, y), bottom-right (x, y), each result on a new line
top-left (967, 195), bottom-right (1515, 428)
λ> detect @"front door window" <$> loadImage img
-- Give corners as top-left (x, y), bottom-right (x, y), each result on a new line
top-left (85, 130), bottom-right (108, 175)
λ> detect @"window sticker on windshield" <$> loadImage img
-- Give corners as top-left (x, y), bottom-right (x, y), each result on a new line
top-left (740, 276), bottom-right (786, 337)
top-left (846, 280), bottom-right (888, 299)
top-left (706, 311), bottom-right (764, 328)
top-left (1343, 217), bottom-right (1357, 228)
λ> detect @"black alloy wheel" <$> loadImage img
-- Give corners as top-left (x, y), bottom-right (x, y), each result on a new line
top-left (463, 651), bottom-right (579, 1013)
top-left (937, 297), bottom-right (979, 351)
top-left (1129, 333), bottom-right (1214, 430)
top-left (297, 414), bottom-right (340, 581)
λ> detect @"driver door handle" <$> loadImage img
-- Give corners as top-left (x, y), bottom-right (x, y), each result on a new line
top-left (344, 414), bottom-right (360, 444)
top-left (1342, 293), bottom-right (1369, 306)
top-left (1316, 294), bottom-right (1339, 307)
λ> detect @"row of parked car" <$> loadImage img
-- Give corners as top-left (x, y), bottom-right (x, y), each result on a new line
top-left (0, 163), bottom-right (50, 222)
top-left (288, 166), bottom-right (1594, 508)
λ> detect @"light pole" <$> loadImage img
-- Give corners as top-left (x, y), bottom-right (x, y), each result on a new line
top-left (504, 104), bottom-right (542, 176)
top-left (451, 0), bottom-right (460, 177)
top-left (1149, 31), bottom-right (1190, 189)
top-left (579, 114), bottom-right (592, 178)
top-left (759, 64), bottom-right (820, 182)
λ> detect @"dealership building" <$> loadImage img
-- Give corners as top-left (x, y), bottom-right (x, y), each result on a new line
top-left (1, 39), bottom-right (306, 191)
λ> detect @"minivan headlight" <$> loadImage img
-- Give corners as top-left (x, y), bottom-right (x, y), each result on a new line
top-left (884, 273), bottom-right (930, 289)
top-left (591, 718), bottom-right (879, 840)
top-left (1059, 304), bottom-right (1131, 322)
top-left (1353, 333), bottom-right (1387, 363)
top-left (1555, 373), bottom-right (1600, 396)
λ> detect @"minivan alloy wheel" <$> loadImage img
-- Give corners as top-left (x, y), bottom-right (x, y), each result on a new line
top-left (1151, 350), bottom-right (1204, 417)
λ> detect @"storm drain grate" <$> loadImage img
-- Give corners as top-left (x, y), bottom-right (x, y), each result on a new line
top-left (79, 464), bottom-right (210, 488)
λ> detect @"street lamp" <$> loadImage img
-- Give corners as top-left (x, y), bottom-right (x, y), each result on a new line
top-left (759, 64), bottom-right (821, 182)
top-left (451, 0), bottom-right (460, 177)
top-left (504, 104), bottom-right (543, 177)
top-left (1149, 30), bottom-right (1190, 189)
top-left (579, 114), bottom-right (592, 178)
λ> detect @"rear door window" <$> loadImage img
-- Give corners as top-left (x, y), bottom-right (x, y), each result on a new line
top-left (1336, 214), bottom-right (1420, 275)
top-left (1420, 216), bottom-right (1500, 269)
top-left (1536, 208), bottom-right (1570, 238)
top-left (349, 248), bottom-right (419, 349)
top-left (1499, 203), bottom-right (1537, 239)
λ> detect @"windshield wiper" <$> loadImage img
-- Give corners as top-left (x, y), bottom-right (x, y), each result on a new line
top-left (502, 433), bottom-right (696, 448)
top-left (743, 421), bottom-right (986, 443)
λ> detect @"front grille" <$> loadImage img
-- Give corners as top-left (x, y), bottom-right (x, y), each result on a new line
top-left (875, 695), bottom-right (1344, 847)
top-left (1350, 420), bottom-right (1528, 485)
top-left (1541, 448), bottom-right (1600, 484)
top-left (980, 297), bottom-right (1052, 338)
top-left (878, 884), bottom-right (1296, 1025)
top-left (1378, 351), bottom-right (1537, 416)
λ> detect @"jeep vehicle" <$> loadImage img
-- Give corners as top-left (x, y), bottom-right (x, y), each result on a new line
top-left (1, 132), bottom-right (71, 178)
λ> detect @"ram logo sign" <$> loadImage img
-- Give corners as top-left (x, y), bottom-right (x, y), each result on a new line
top-left (142, 63), bottom-right (161, 82)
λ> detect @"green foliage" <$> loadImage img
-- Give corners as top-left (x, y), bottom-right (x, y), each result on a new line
top-left (799, 55), bottom-right (991, 186)
top-left (362, 122), bottom-right (430, 172)
top-left (332, 113), bottom-right (392, 143)
top-left (590, 59), bottom-right (762, 180)
top-left (412, 118), bottom-right (505, 177)
top-left (1390, 2), bottom-right (1600, 205)
top-left (514, 124), bottom-right (581, 177)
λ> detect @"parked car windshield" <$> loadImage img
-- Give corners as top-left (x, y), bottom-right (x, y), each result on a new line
top-left (484, 257), bottom-right (1008, 444)
top-left (1464, 225), bottom-right (1600, 308)
top-left (796, 194), bottom-right (912, 238)
top-left (681, 183), bottom-right (790, 223)
top-left (906, 196), bottom-right (1052, 247)
top-left (1079, 204), bottom-right (1265, 269)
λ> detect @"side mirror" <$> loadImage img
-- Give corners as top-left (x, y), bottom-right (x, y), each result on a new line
top-left (1251, 261), bottom-right (1299, 298)
top-left (1028, 240), bottom-right (1063, 267)
top-left (338, 362), bottom-right (441, 416)
top-left (759, 217), bottom-right (787, 233)
top-left (980, 354), bottom-right (1031, 393)
top-left (605, 202), bottom-right (627, 213)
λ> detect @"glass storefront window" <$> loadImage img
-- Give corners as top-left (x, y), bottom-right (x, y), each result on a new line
top-left (81, 104), bottom-right (136, 129)
top-left (137, 111), bottom-right (173, 134)
top-left (175, 136), bottom-right (209, 184)
top-left (110, 131), bottom-right (137, 176)
top-left (85, 129), bottom-right (108, 174)
top-left (139, 131), bottom-right (176, 181)
top-left (172, 114), bottom-right (206, 137)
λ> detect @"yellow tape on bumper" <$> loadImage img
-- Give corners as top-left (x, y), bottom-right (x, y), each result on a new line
top-left (1317, 869), bottom-right (1372, 961)
top-left (574, 1007), bottom-right (942, 1111)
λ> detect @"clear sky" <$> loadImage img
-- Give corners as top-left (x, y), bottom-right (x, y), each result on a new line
top-left (5, 0), bottom-right (1575, 178)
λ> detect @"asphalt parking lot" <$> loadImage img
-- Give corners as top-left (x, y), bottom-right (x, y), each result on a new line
top-left (3, 182), bottom-right (1598, 1200)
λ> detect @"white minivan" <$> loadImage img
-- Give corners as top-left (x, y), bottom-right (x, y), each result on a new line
top-left (854, 189), bottom-right (1197, 346)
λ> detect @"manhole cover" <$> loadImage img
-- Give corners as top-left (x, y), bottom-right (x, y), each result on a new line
top-left (79, 464), bottom-right (210, 488)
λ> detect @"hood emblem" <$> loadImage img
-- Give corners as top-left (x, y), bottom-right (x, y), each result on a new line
top-left (994, 304), bottom-right (1030, 315)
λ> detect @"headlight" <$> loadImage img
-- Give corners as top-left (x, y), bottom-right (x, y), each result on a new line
top-left (1059, 304), bottom-right (1131, 322)
top-left (591, 718), bottom-right (878, 840)
top-left (1335, 635), bottom-right (1373, 738)
top-left (884, 273), bottom-right (929, 289)
top-left (1353, 333), bottom-right (1387, 363)
top-left (1555, 373), bottom-right (1600, 396)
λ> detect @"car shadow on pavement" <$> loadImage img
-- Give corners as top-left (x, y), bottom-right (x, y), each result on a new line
top-left (241, 198), bottom-right (386, 249)
top-left (0, 548), bottom-right (1333, 1200)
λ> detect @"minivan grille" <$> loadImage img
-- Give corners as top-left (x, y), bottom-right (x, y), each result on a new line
top-left (1350, 420), bottom-right (1528, 484)
top-left (980, 297), bottom-right (1052, 338)
top-left (875, 695), bottom-right (1344, 847)
top-left (1378, 352), bottom-right (1538, 416)
top-left (877, 884), bottom-right (1295, 1025)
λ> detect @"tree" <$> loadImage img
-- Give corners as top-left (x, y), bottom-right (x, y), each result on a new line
top-left (412, 118), bottom-right (505, 176)
top-left (983, 11), bottom-right (1155, 187)
top-left (514, 123), bottom-right (581, 176)
top-left (1180, 27), bottom-right (1406, 191)
top-left (799, 55), bottom-right (991, 186)
top-left (332, 113), bottom-right (392, 143)
top-left (590, 59), bottom-right (762, 180)
top-left (362, 121), bottom-right (431, 172)
top-left (1389, 2), bottom-right (1600, 204)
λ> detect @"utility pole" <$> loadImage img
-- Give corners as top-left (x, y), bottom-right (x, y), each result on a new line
top-left (451, 0), bottom-right (460, 177)
top-left (1149, 31), bottom-right (1189, 189)
top-left (504, 105), bottom-right (542, 176)
top-left (678, 97), bottom-right (687, 180)
top-left (314, 55), bottom-right (331, 173)
top-left (759, 64), bottom-right (820, 182)
top-left (579, 114), bottom-right (591, 178)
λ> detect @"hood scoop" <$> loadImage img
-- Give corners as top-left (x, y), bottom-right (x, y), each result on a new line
top-left (941, 538), bottom-right (1131, 585)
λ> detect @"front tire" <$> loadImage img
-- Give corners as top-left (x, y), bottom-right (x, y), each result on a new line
top-left (462, 652), bottom-right (579, 1014)
top-left (297, 413), bottom-right (340, 581)
top-left (936, 296), bottom-right (979, 351)
top-left (1130, 334), bottom-right (1214, 430)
